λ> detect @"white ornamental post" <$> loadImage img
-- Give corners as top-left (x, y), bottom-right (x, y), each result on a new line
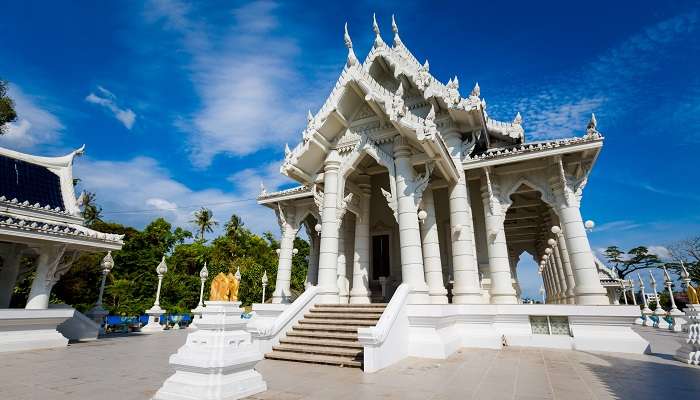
top-left (629, 280), bottom-right (637, 305)
top-left (663, 266), bottom-right (684, 332)
top-left (143, 256), bottom-right (168, 333)
top-left (539, 284), bottom-right (545, 304)
top-left (261, 270), bottom-right (268, 303)
top-left (87, 251), bottom-right (114, 332)
top-left (649, 271), bottom-right (670, 329)
top-left (190, 263), bottom-right (208, 329)
top-left (638, 272), bottom-right (653, 326)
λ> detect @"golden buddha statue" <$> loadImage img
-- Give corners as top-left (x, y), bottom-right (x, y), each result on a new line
top-left (688, 283), bottom-right (699, 305)
top-left (209, 272), bottom-right (230, 301)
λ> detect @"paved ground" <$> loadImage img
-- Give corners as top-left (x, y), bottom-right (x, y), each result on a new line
top-left (0, 326), bottom-right (698, 400)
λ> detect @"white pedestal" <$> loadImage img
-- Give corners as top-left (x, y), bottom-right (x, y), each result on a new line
top-left (675, 305), bottom-right (700, 365)
top-left (153, 301), bottom-right (267, 400)
top-left (142, 306), bottom-right (166, 333)
top-left (190, 305), bottom-right (204, 330)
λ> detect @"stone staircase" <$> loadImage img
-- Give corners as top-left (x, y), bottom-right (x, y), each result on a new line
top-left (265, 303), bottom-right (387, 368)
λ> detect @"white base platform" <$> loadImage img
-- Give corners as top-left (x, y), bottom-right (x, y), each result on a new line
top-left (0, 308), bottom-right (74, 353)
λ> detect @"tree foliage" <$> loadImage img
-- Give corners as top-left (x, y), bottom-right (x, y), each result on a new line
top-left (191, 207), bottom-right (218, 241)
top-left (603, 246), bottom-right (662, 279)
top-left (0, 79), bottom-right (17, 134)
top-left (668, 236), bottom-right (700, 284)
top-left (50, 213), bottom-right (308, 316)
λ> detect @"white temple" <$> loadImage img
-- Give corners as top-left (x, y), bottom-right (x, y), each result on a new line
top-left (0, 145), bottom-right (123, 352)
top-left (251, 16), bottom-right (648, 371)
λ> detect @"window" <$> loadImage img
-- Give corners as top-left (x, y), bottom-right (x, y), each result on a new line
top-left (529, 316), bottom-right (571, 336)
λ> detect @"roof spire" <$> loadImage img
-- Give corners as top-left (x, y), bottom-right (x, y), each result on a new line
top-left (372, 13), bottom-right (385, 48)
top-left (470, 82), bottom-right (480, 97)
top-left (513, 112), bottom-right (522, 125)
top-left (453, 76), bottom-right (459, 89)
top-left (587, 113), bottom-right (597, 131)
top-left (423, 59), bottom-right (429, 71)
top-left (391, 14), bottom-right (402, 46)
top-left (344, 22), bottom-right (358, 66)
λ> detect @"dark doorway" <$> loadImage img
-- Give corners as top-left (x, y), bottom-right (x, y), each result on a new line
top-left (372, 235), bottom-right (390, 279)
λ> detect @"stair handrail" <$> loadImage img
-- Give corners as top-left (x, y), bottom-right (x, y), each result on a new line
top-left (358, 283), bottom-right (409, 345)
top-left (250, 285), bottom-right (320, 339)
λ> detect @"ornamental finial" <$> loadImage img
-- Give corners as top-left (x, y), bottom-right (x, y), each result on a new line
top-left (344, 22), bottom-right (353, 49)
top-left (344, 22), bottom-right (358, 66)
top-left (373, 13), bottom-right (380, 35)
top-left (471, 82), bottom-right (480, 97)
top-left (391, 14), bottom-right (402, 46)
top-left (587, 113), bottom-right (597, 131)
top-left (426, 104), bottom-right (436, 121)
top-left (453, 76), bottom-right (459, 89)
top-left (396, 81), bottom-right (404, 97)
top-left (513, 112), bottom-right (522, 125)
top-left (259, 181), bottom-right (267, 195)
top-left (284, 143), bottom-right (291, 157)
top-left (423, 59), bottom-right (429, 71)
top-left (307, 110), bottom-right (313, 123)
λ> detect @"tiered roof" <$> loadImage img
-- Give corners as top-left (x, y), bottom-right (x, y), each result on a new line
top-left (0, 146), bottom-right (123, 250)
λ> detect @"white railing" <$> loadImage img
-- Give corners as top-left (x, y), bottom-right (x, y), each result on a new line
top-left (358, 284), bottom-right (410, 373)
top-left (248, 285), bottom-right (320, 353)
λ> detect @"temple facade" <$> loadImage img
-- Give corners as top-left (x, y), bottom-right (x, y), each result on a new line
top-left (259, 17), bottom-right (616, 308)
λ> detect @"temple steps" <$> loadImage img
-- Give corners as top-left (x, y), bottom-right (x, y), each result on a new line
top-left (265, 303), bottom-right (386, 369)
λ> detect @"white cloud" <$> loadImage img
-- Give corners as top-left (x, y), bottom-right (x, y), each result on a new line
top-left (143, 0), bottom-right (318, 168)
top-left (647, 245), bottom-right (672, 261)
top-left (85, 86), bottom-right (136, 130)
top-left (74, 156), bottom-right (288, 236)
top-left (0, 84), bottom-right (64, 150)
top-left (594, 220), bottom-right (643, 233)
top-left (498, 11), bottom-right (698, 140)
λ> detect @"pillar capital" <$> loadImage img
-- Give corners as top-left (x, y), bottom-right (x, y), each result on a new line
top-left (324, 150), bottom-right (341, 170)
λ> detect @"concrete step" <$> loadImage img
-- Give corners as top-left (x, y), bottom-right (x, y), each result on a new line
top-left (316, 303), bottom-right (387, 308)
top-left (265, 351), bottom-right (362, 368)
top-left (287, 330), bottom-right (358, 340)
top-left (307, 311), bottom-right (383, 319)
top-left (280, 337), bottom-right (363, 349)
top-left (272, 344), bottom-right (363, 357)
top-left (298, 318), bottom-right (376, 326)
top-left (293, 324), bottom-right (359, 332)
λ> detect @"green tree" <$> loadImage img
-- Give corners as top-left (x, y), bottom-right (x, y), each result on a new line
top-left (225, 214), bottom-right (244, 242)
top-left (603, 246), bottom-right (662, 279)
top-left (191, 207), bottom-right (218, 241)
top-left (80, 191), bottom-right (103, 227)
top-left (0, 79), bottom-right (17, 134)
top-left (668, 235), bottom-right (700, 284)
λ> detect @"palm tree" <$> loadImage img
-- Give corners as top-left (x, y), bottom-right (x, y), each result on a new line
top-left (191, 207), bottom-right (218, 241)
top-left (225, 214), bottom-right (244, 240)
top-left (81, 191), bottom-right (103, 226)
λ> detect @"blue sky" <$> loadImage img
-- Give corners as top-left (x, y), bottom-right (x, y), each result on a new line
top-left (1, 1), bottom-right (699, 298)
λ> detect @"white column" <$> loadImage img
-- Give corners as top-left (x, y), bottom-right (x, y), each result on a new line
top-left (272, 206), bottom-right (297, 304)
top-left (350, 176), bottom-right (371, 304)
top-left (443, 132), bottom-right (481, 303)
top-left (480, 171), bottom-right (517, 304)
top-left (337, 219), bottom-right (349, 303)
top-left (553, 226), bottom-right (576, 304)
top-left (26, 245), bottom-right (67, 309)
top-left (556, 203), bottom-right (608, 305)
top-left (420, 188), bottom-right (448, 304)
top-left (316, 151), bottom-right (341, 303)
top-left (551, 241), bottom-right (568, 304)
top-left (393, 136), bottom-right (429, 303)
top-left (548, 256), bottom-right (562, 303)
top-left (0, 244), bottom-right (24, 308)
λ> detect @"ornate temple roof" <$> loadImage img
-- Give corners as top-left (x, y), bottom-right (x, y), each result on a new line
top-left (0, 145), bottom-right (123, 251)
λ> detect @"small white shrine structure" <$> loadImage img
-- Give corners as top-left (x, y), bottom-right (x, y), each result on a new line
top-left (254, 17), bottom-right (648, 371)
top-left (0, 145), bottom-right (123, 352)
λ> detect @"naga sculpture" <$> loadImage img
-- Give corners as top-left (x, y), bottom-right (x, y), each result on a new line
top-left (688, 283), bottom-right (699, 305)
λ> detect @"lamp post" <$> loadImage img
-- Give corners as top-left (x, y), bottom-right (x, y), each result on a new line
top-left (190, 263), bottom-right (208, 329)
top-left (143, 256), bottom-right (168, 333)
top-left (87, 251), bottom-right (114, 332)
top-left (261, 270), bottom-right (268, 303)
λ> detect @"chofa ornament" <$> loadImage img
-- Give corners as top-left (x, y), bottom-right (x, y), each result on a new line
top-left (209, 269), bottom-right (241, 302)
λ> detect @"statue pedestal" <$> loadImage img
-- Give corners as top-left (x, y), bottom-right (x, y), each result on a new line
top-left (142, 306), bottom-right (166, 333)
top-left (675, 305), bottom-right (700, 365)
top-left (189, 305), bottom-right (204, 330)
top-left (152, 301), bottom-right (267, 400)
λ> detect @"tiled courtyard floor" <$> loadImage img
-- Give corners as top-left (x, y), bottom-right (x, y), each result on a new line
top-left (0, 326), bottom-right (698, 400)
